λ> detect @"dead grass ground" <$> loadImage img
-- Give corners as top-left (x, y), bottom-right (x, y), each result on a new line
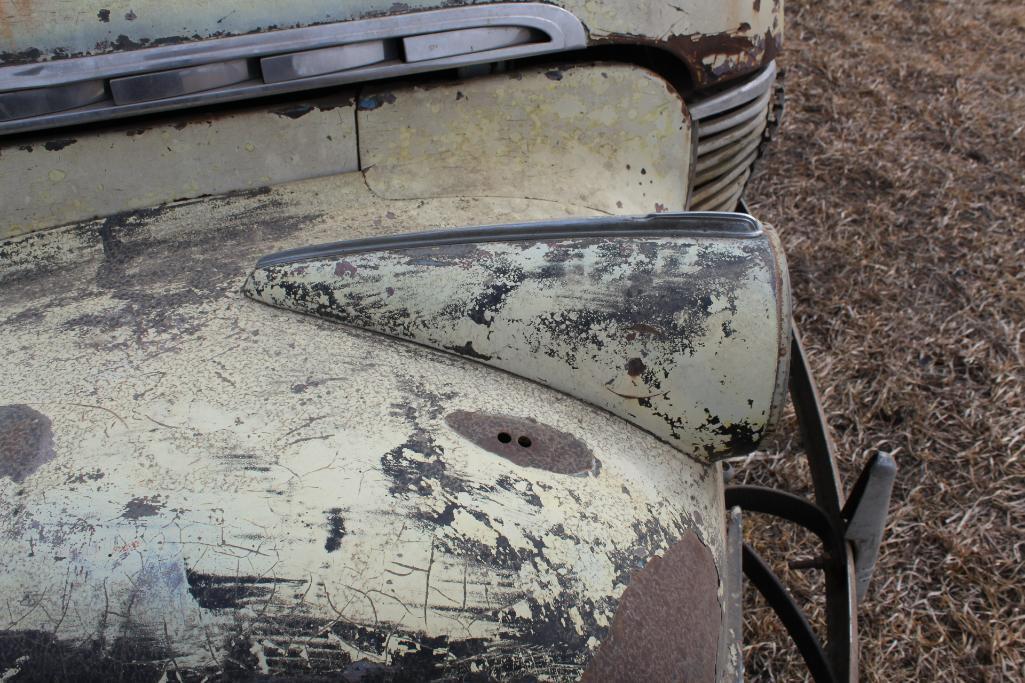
top-left (739, 0), bottom-right (1025, 680)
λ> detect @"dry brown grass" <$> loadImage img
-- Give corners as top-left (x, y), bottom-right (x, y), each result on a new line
top-left (738, 0), bottom-right (1025, 680)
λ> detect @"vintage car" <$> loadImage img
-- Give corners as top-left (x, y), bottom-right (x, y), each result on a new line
top-left (0, 1), bottom-right (893, 680)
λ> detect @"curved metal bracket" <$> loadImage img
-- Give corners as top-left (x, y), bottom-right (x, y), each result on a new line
top-left (725, 323), bottom-right (896, 683)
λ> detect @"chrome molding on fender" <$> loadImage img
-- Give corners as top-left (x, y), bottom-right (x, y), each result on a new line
top-left (254, 212), bottom-right (763, 268)
top-left (244, 212), bottom-right (791, 462)
top-left (0, 3), bottom-right (585, 135)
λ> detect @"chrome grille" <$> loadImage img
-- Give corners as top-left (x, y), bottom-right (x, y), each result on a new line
top-left (689, 61), bottom-right (777, 211)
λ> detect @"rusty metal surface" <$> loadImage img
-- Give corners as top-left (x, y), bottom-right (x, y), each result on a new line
top-left (580, 530), bottom-right (720, 682)
top-left (0, 405), bottom-right (55, 484)
top-left (0, 62), bottom-right (731, 678)
top-left (243, 216), bottom-right (790, 463)
top-left (446, 410), bottom-right (599, 476)
top-left (0, 0), bottom-right (781, 87)
top-left (723, 506), bottom-right (744, 682)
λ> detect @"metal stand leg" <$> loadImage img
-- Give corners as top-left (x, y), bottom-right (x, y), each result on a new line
top-left (725, 322), bottom-right (895, 682)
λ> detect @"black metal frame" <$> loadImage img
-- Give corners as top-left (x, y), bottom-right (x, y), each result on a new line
top-left (725, 324), bottom-right (858, 683)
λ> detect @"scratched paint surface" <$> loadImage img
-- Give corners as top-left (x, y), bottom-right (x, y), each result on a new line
top-left (0, 68), bottom-right (730, 678)
top-left (0, 0), bottom-right (781, 87)
top-left (245, 228), bottom-right (789, 462)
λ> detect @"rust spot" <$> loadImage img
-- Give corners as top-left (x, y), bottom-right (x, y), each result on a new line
top-left (581, 531), bottom-right (720, 682)
top-left (334, 261), bottom-right (358, 277)
top-left (597, 26), bottom-right (778, 86)
top-left (446, 410), bottom-right (598, 476)
top-left (625, 357), bottom-right (646, 377)
top-left (0, 405), bottom-right (55, 483)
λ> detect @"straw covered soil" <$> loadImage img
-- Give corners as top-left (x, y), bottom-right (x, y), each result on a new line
top-left (737, 0), bottom-right (1025, 680)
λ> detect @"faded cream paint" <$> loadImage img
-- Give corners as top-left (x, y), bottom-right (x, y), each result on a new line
top-left (0, 63), bottom-right (732, 678)
top-left (359, 64), bottom-right (691, 215)
top-left (0, 172), bottom-right (727, 677)
top-left (245, 227), bottom-right (788, 462)
top-left (0, 92), bottom-right (358, 240)
top-left (1, 0), bottom-right (779, 74)
top-left (0, 63), bottom-right (689, 238)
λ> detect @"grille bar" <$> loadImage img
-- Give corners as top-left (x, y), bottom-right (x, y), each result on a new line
top-left (690, 61), bottom-right (777, 211)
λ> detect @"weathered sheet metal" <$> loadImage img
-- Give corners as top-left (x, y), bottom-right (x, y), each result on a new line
top-left (0, 0), bottom-right (781, 87)
top-left (0, 120), bottom-right (729, 679)
top-left (0, 91), bottom-right (357, 240)
top-left (243, 213), bottom-right (790, 462)
top-left (357, 63), bottom-right (692, 216)
top-left (0, 62), bottom-right (690, 240)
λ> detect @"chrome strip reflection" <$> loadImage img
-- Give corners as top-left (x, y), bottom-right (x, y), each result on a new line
top-left (0, 3), bottom-right (585, 136)
top-left (110, 59), bottom-right (257, 105)
top-left (0, 80), bottom-right (107, 122)
top-left (255, 212), bottom-right (763, 268)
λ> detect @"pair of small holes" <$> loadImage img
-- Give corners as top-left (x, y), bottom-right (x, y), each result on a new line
top-left (497, 432), bottom-right (532, 448)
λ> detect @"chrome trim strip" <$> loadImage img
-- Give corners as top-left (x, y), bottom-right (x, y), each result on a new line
top-left (403, 26), bottom-right (539, 62)
top-left (254, 212), bottom-right (763, 268)
top-left (260, 40), bottom-right (398, 83)
top-left (0, 4), bottom-right (585, 136)
top-left (0, 80), bottom-right (106, 122)
top-left (689, 61), bottom-right (777, 121)
top-left (109, 59), bottom-right (256, 105)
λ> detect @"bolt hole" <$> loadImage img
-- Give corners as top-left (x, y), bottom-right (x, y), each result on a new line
top-left (518, 435), bottom-right (532, 448)
top-left (497, 432), bottom-right (512, 444)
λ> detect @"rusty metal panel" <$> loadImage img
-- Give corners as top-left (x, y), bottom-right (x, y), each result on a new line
top-left (0, 171), bottom-right (729, 678)
top-left (243, 213), bottom-right (790, 462)
top-left (0, 0), bottom-right (781, 86)
top-left (0, 92), bottom-right (358, 239)
top-left (358, 63), bottom-right (692, 216)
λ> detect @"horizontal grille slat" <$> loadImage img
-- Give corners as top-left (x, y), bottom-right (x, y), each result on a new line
top-left (695, 136), bottom-right (761, 184)
top-left (691, 151), bottom-right (756, 206)
top-left (688, 61), bottom-right (776, 211)
top-left (696, 88), bottom-right (772, 137)
top-left (695, 170), bottom-right (750, 212)
top-left (697, 113), bottom-right (767, 156)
